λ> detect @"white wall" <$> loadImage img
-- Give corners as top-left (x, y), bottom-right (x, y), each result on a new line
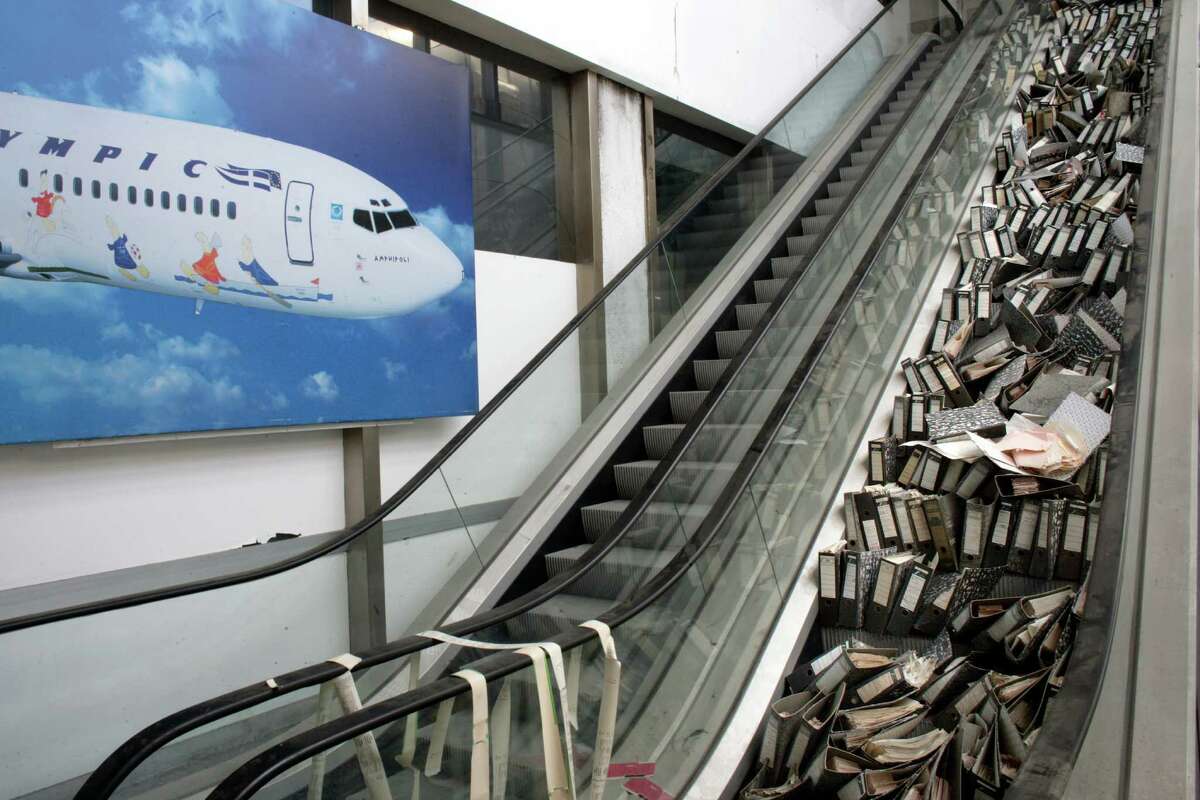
top-left (0, 250), bottom-right (578, 591)
top-left (393, 0), bottom-right (881, 136)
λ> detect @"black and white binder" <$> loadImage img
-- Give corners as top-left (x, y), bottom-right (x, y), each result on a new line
top-left (901, 359), bottom-right (925, 394)
top-left (1030, 499), bottom-right (1064, 579)
top-left (907, 494), bottom-right (934, 556)
top-left (885, 559), bottom-right (934, 636)
top-left (984, 499), bottom-right (1017, 568)
top-left (897, 449), bottom-right (922, 487)
top-left (924, 495), bottom-right (959, 571)
top-left (818, 540), bottom-right (847, 626)
top-left (929, 352), bottom-right (974, 407)
top-left (959, 500), bottom-right (990, 568)
top-left (938, 458), bottom-right (967, 494)
top-left (866, 553), bottom-right (917, 634)
top-left (1055, 501), bottom-right (1089, 580)
top-left (891, 396), bottom-right (908, 440)
top-left (1008, 500), bottom-right (1040, 574)
top-left (890, 492), bottom-right (917, 552)
top-left (919, 450), bottom-right (945, 493)
top-left (867, 439), bottom-right (887, 485)
top-left (837, 551), bottom-right (861, 628)
top-left (955, 459), bottom-right (991, 499)
top-left (842, 492), bottom-right (863, 551)
top-left (854, 492), bottom-right (884, 551)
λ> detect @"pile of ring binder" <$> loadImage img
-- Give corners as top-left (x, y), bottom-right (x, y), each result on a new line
top-left (741, 1), bottom-right (1158, 797)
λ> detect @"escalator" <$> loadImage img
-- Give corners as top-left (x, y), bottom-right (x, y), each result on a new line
top-left (52, 6), bottom-right (972, 797)
top-left (160, 0), bottom-right (1193, 798)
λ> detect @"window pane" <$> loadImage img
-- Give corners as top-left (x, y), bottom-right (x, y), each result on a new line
top-left (353, 208), bottom-right (373, 232)
top-left (73, 177), bottom-right (83, 196)
top-left (194, 196), bottom-right (203, 215)
top-left (53, 174), bottom-right (63, 193)
top-left (227, 201), bottom-right (237, 220)
top-left (177, 193), bottom-right (187, 212)
top-left (161, 191), bottom-right (171, 209)
top-left (92, 180), bottom-right (101, 199)
top-left (372, 210), bottom-right (392, 233)
top-left (388, 209), bottom-right (417, 229)
top-left (18, 168), bottom-right (28, 187)
top-left (127, 186), bottom-right (137, 204)
top-left (211, 198), bottom-right (220, 217)
top-left (145, 188), bottom-right (154, 207)
top-left (109, 183), bottom-right (118, 201)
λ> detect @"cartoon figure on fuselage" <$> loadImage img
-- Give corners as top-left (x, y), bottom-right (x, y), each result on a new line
top-left (0, 93), bottom-right (466, 318)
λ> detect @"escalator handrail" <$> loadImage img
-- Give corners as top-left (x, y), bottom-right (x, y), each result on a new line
top-left (81, 7), bottom-right (953, 798)
top-left (0, 0), bottom-right (911, 638)
top-left (207, 8), bottom-right (1004, 797)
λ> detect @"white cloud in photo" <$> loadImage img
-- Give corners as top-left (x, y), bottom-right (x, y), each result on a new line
top-left (415, 206), bottom-right (475, 267)
top-left (382, 358), bottom-right (407, 383)
top-left (301, 371), bottom-right (339, 401)
top-left (129, 54), bottom-right (234, 126)
top-left (0, 281), bottom-right (123, 322)
top-left (155, 331), bottom-right (239, 362)
top-left (131, 0), bottom-right (303, 54)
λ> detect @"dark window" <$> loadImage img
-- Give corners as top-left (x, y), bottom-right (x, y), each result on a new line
top-left (92, 180), bottom-right (101, 199)
top-left (73, 177), bottom-right (83, 196)
top-left (369, 199), bottom-right (380, 207)
top-left (353, 208), bottom-right (373, 232)
top-left (388, 209), bottom-right (417, 229)
top-left (18, 168), bottom-right (28, 187)
top-left (109, 183), bottom-right (118, 201)
top-left (144, 188), bottom-right (154, 207)
top-left (127, 186), bottom-right (137, 204)
top-left (227, 201), bottom-right (237, 220)
top-left (210, 198), bottom-right (220, 217)
top-left (161, 191), bottom-right (170, 209)
top-left (193, 196), bottom-right (203, 215)
top-left (177, 193), bottom-right (187, 212)
top-left (381, 199), bottom-right (392, 207)
top-left (53, 174), bottom-right (63, 193)
top-left (372, 211), bottom-right (392, 233)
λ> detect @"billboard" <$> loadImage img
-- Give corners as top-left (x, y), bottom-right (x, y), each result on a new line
top-left (0, 0), bottom-right (478, 445)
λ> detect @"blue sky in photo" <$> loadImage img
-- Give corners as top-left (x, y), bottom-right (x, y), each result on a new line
top-left (0, 0), bottom-right (478, 444)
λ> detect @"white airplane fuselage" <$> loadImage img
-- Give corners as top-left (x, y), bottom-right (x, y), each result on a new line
top-left (0, 93), bottom-right (466, 318)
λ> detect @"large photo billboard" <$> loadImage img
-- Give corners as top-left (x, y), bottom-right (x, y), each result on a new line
top-left (0, 0), bottom-right (477, 444)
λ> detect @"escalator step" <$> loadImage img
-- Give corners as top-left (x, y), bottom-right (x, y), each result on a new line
top-left (672, 227), bottom-right (741, 251)
top-left (693, 358), bottom-right (732, 390)
top-left (716, 328), bottom-right (752, 359)
top-left (612, 459), bottom-right (741, 501)
top-left (787, 233), bottom-right (822, 256)
top-left (840, 164), bottom-right (868, 182)
top-left (849, 148), bottom-right (878, 166)
top-left (544, 544), bottom-right (680, 598)
top-left (880, 110), bottom-right (905, 125)
top-left (800, 214), bottom-right (833, 237)
top-left (642, 422), bottom-right (760, 460)
top-left (896, 88), bottom-right (918, 101)
top-left (669, 389), bottom-right (710, 422)
top-left (870, 123), bottom-right (895, 139)
top-left (754, 277), bottom-right (790, 303)
top-left (861, 136), bottom-right (888, 150)
top-left (578, 499), bottom-right (711, 542)
top-left (613, 459), bottom-right (660, 499)
top-left (686, 211), bottom-right (745, 232)
top-left (736, 301), bottom-right (771, 329)
top-left (771, 255), bottom-right (808, 279)
top-left (815, 196), bottom-right (846, 216)
top-left (889, 98), bottom-right (913, 113)
top-left (826, 180), bottom-right (858, 198)
top-left (704, 197), bottom-right (748, 215)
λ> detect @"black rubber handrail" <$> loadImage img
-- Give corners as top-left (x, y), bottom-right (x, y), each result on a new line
top-left (0, 0), bottom-right (912, 638)
top-left (207, 9), bottom-right (1000, 796)
top-left (1004, 3), bottom-right (1171, 796)
top-left (79, 9), bottom-right (952, 798)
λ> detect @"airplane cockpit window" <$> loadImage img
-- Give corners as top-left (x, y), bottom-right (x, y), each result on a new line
top-left (388, 209), bottom-right (417, 229)
top-left (353, 206), bottom-right (418, 233)
top-left (381, 199), bottom-right (392, 207)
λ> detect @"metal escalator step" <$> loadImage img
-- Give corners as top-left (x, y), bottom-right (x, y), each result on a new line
top-left (693, 358), bottom-right (731, 390)
top-left (669, 389), bottom-right (709, 422)
top-left (704, 196), bottom-right (747, 215)
top-left (613, 459), bottom-right (660, 499)
top-left (826, 180), bottom-right (857, 198)
top-left (736, 301), bottom-right (771, 329)
top-left (800, 214), bottom-right (833, 237)
top-left (578, 499), bottom-right (712, 542)
top-left (861, 136), bottom-right (887, 150)
top-left (896, 88), bottom-right (918, 101)
top-left (787, 233), bottom-right (822, 256)
top-left (612, 459), bottom-right (741, 502)
top-left (870, 123), bottom-right (895, 138)
top-left (716, 328), bottom-right (751, 359)
top-left (754, 276), bottom-right (789, 304)
top-left (543, 544), bottom-right (680, 598)
top-left (880, 110), bottom-right (905, 125)
top-left (849, 148), bottom-right (878, 166)
top-left (889, 98), bottom-right (913, 113)
top-left (840, 164), bottom-right (868, 182)
top-left (815, 196), bottom-right (846, 216)
top-left (642, 422), bottom-right (760, 460)
top-left (771, 255), bottom-right (808, 279)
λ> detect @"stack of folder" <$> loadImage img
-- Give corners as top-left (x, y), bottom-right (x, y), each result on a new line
top-left (742, 1), bottom-right (1157, 796)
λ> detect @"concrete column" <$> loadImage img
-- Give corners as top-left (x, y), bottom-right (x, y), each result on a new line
top-left (343, 426), bottom-right (386, 650)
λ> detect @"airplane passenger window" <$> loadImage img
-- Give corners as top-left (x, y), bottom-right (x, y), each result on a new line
top-left (92, 180), bottom-right (101, 199)
top-left (193, 196), bottom-right (203, 215)
top-left (160, 191), bottom-right (170, 210)
top-left (177, 193), bottom-right (187, 212)
top-left (372, 211), bottom-right (393, 233)
top-left (18, 168), bottom-right (28, 188)
top-left (227, 202), bottom-right (237, 220)
top-left (145, 189), bottom-right (154, 207)
top-left (353, 209), bottom-right (373, 232)
top-left (388, 209), bottom-right (417, 229)
top-left (73, 177), bottom-right (82, 196)
top-left (127, 186), bottom-right (137, 205)
top-left (53, 174), bottom-right (63, 193)
top-left (109, 183), bottom-right (118, 201)
top-left (210, 199), bottom-right (220, 218)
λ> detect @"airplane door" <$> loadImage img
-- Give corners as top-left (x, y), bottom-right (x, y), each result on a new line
top-left (284, 181), bottom-right (314, 264)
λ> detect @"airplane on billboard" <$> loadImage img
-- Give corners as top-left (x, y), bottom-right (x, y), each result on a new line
top-left (0, 92), bottom-right (466, 318)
